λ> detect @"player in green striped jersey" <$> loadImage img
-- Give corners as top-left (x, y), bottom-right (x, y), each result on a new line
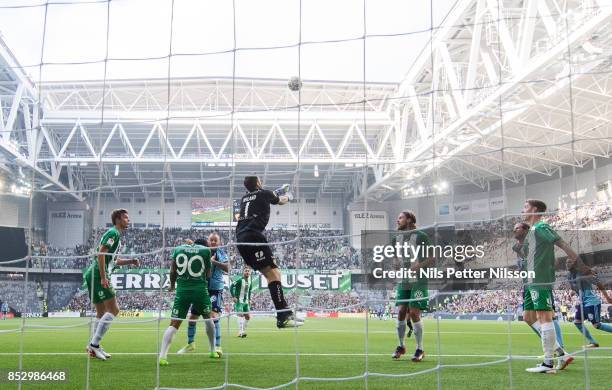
top-left (522, 199), bottom-right (580, 373)
top-left (392, 211), bottom-right (434, 362)
top-left (513, 222), bottom-right (569, 368)
top-left (231, 268), bottom-right (253, 338)
top-left (159, 239), bottom-right (219, 366)
top-left (85, 209), bottom-right (140, 361)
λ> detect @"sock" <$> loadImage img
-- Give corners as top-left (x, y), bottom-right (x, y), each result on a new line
top-left (575, 322), bottom-right (598, 344)
top-left (187, 321), bottom-right (197, 344)
top-left (160, 326), bottom-right (177, 359)
top-left (237, 316), bottom-right (244, 333)
top-left (91, 318), bottom-right (100, 335)
top-left (243, 318), bottom-right (249, 334)
top-left (540, 321), bottom-right (556, 366)
top-left (90, 312), bottom-right (115, 346)
top-left (268, 281), bottom-right (289, 318)
top-left (214, 319), bottom-right (221, 347)
top-left (204, 318), bottom-right (215, 352)
top-left (597, 322), bottom-right (612, 333)
top-left (553, 319), bottom-right (564, 349)
top-left (413, 320), bottom-right (424, 350)
top-left (396, 319), bottom-right (406, 347)
top-left (529, 321), bottom-right (541, 338)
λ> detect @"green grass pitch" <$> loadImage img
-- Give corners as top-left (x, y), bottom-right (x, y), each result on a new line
top-left (0, 317), bottom-right (610, 389)
top-left (191, 208), bottom-right (231, 224)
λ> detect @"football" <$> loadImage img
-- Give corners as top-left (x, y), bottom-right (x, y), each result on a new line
top-left (288, 76), bottom-right (302, 91)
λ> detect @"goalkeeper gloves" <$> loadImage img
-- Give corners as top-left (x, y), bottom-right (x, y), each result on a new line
top-left (274, 184), bottom-right (291, 197)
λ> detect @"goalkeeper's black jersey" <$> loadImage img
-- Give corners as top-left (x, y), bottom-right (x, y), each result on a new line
top-left (236, 189), bottom-right (279, 235)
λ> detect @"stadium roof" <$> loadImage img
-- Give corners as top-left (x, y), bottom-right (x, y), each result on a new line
top-left (1, 0), bottom-right (611, 202)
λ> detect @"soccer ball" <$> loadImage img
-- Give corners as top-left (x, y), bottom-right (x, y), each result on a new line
top-left (288, 76), bottom-right (302, 91)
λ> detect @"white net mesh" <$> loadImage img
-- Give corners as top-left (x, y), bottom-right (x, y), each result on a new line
top-left (0, 0), bottom-right (611, 389)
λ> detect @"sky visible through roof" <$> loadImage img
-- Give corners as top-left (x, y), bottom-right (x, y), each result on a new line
top-left (0, 0), bottom-right (456, 84)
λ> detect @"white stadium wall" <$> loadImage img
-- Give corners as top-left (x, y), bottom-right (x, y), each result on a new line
top-left (46, 201), bottom-right (92, 248)
top-left (268, 198), bottom-right (344, 229)
top-left (346, 201), bottom-right (389, 249)
top-left (349, 160), bottom-right (610, 229)
top-left (92, 196), bottom-right (344, 230)
top-left (0, 194), bottom-right (23, 228)
top-left (92, 197), bottom-right (192, 229)
top-left (0, 194), bottom-right (46, 231)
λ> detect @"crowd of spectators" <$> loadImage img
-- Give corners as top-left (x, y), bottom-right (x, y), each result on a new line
top-left (0, 280), bottom-right (42, 313)
top-left (456, 201), bottom-right (612, 232)
top-left (436, 287), bottom-right (610, 316)
top-left (30, 227), bottom-right (359, 271)
top-left (22, 201), bottom-right (612, 272)
top-left (44, 282), bottom-right (82, 311)
top-left (10, 202), bottom-right (612, 316)
top-left (547, 202), bottom-right (612, 230)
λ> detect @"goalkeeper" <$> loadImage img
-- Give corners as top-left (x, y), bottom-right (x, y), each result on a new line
top-left (235, 176), bottom-right (303, 328)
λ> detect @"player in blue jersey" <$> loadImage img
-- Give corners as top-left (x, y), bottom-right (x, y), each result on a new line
top-left (567, 258), bottom-right (612, 348)
top-left (1, 301), bottom-right (9, 319)
top-left (177, 232), bottom-right (229, 356)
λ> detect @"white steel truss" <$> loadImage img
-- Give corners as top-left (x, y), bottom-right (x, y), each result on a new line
top-left (0, 36), bottom-right (84, 201)
top-left (32, 77), bottom-right (399, 197)
top-left (358, 0), bottom-right (612, 200)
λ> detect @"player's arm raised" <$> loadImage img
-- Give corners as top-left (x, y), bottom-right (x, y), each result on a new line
top-left (277, 194), bottom-right (292, 205)
top-left (274, 184), bottom-right (293, 205)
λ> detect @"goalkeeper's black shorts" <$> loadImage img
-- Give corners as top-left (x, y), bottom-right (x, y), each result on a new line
top-left (236, 231), bottom-right (278, 271)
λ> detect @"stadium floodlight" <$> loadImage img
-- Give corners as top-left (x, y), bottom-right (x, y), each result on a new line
top-left (10, 184), bottom-right (30, 196)
top-left (314, 165), bottom-right (319, 177)
top-left (114, 164), bottom-right (120, 176)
